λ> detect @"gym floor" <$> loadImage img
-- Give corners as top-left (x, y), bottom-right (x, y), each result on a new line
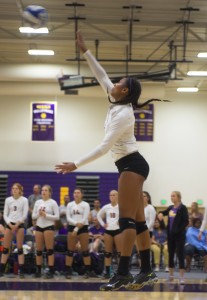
top-left (0, 270), bottom-right (206, 300)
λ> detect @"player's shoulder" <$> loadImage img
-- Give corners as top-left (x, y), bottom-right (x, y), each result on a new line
top-left (82, 200), bottom-right (90, 207)
top-left (21, 196), bottom-right (28, 201)
top-left (5, 196), bottom-right (12, 202)
top-left (102, 203), bottom-right (110, 209)
top-left (35, 198), bottom-right (43, 205)
top-left (50, 198), bottom-right (58, 205)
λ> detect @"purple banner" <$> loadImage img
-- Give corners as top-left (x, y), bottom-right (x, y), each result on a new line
top-left (32, 102), bottom-right (55, 141)
top-left (134, 104), bottom-right (154, 141)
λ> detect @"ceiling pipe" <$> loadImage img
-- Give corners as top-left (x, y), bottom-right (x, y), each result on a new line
top-left (122, 5), bottom-right (141, 60)
top-left (66, 2), bottom-right (86, 74)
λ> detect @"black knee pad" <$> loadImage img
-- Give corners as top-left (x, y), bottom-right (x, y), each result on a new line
top-left (119, 217), bottom-right (136, 233)
top-left (136, 221), bottom-right (148, 234)
top-left (104, 251), bottom-right (112, 258)
top-left (66, 250), bottom-right (74, 257)
top-left (82, 250), bottom-right (89, 257)
top-left (3, 248), bottom-right (9, 254)
top-left (46, 249), bottom-right (54, 256)
top-left (18, 248), bottom-right (23, 255)
top-left (36, 250), bottom-right (43, 256)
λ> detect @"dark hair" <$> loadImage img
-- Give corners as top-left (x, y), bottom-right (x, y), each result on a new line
top-left (94, 199), bottom-right (101, 203)
top-left (191, 201), bottom-right (199, 213)
top-left (108, 76), bottom-right (171, 108)
top-left (192, 217), bottom-right (201, 227)
top-left (124, 77), bottom-right (142, 108)
top-left (74, 187), bottom-right (84, 195)
top-left (154, 218), bottom-right (166, 230)
top-left (143, 190), bottom-right (152, 205)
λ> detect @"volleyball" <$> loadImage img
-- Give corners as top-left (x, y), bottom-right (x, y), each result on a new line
top-left (22, 5), bottom-right (48, 28)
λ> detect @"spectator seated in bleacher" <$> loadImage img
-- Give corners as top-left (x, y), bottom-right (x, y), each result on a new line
top-left (89, 217), bottom-right (105, 254)
top-left (26, 220), bottom-right (36, 236)
top-left (54, 220), bottom-right (67, 253)
top-left (151, 218), bottom-right (169, 272)
top-left (188, 202), bottom-right (203, 228)
top-left (185, 217), bottom-right (207, 272)
top-left (25, 220), bottom-right (36, 252)
top-left (88, 199), bottom-right (101, 228)
top-left (59, 195), bottom-right (70, 229)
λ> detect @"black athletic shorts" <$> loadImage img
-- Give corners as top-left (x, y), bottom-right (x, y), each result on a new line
top-left (36, 225), bottom-right (55, 232)
top-left (6, 222), bottom-right (25, 230)
top-left (68, 225), bottom-right (89, 235)
top-left (115, 152), bottom-right (149, 179)
top-left (105, 229), bottom-right (121, 237)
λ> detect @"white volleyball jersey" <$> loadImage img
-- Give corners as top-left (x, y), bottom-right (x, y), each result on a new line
top-left (3, 196), bottom-right (28, 225)
top-left (66, 200), bottom-right (90, 226)
top-left (32, 198), bottom-right (60, 228)
top-left (74, 50), bottom-right (138, 169)
top-left (144, 204), bottom-right (157, 232)
top-left (97, 203), bottom-right (119, 231)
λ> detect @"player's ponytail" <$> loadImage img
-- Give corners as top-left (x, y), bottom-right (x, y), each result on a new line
top-left (108, 77), bottom-right (171, 108)
top-left (137, 98), bottom-right (171, 108)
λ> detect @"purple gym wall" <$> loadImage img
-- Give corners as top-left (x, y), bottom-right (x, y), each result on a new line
top-left (0, 171), bottom-right (119, 207)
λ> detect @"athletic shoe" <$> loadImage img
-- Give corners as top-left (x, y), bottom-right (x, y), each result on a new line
top-left (65, 272), bottom-right (72, 279)
top-left (19, 272), bottom-right (25, 279)
top-left (45, 271), bottom-right (54, 279)
top-left (65, 266), bottom-right (73, 279)
top-left (102, 273), bottom-right (111, 279)
top-left (126, 270), bottom-right (158, 290)
top-left (154, 266), bottom-right (160, 272)
top-left (179, 278), bottom-right (185, 285)
top-left (34, 272), bottom-right (41, 278)
top-left (99, 273), bottom-right (133, 291)
top-left (83, 270), bottom-right (98, 279)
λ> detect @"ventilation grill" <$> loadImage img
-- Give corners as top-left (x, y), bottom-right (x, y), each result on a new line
top-left (76, 175), bottom-right (100, 208)
top-left (0, 175), bottom-right (8, 212)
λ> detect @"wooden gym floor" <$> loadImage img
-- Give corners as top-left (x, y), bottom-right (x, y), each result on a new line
top-left (0, 271), bottom-right (207, 300)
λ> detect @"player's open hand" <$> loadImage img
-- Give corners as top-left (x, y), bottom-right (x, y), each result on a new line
top-left (55, 162), bottom-right (77, 174)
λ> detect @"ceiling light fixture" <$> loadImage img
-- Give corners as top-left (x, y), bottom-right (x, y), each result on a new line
top-left (19, 27), bottom-right (49, 34)
top-left (177, 87), bottom-right (199, 92)
top-left (187, 71), bottom-right (207, 76)
top-left (28, 49), bottom-right (54, 56)
top-left (197, 52), bottom-right (207, 58)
